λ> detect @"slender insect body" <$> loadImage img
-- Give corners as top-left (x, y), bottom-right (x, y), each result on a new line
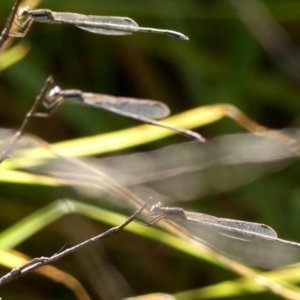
top-left (151, 203), bottom-right (278, 238)
top-left (11, 6), bottom-right (189, 39)
top-left (34, 84), bottom-right (204, 141)
top-left (145, 202), bottom-right (300, 267)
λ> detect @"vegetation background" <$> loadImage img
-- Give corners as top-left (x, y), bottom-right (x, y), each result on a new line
top-left (1, 0), bottom-right (300, 299)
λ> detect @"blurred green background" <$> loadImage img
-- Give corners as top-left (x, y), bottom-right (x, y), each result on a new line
top-left (1, 0), bottom-right (300, 299)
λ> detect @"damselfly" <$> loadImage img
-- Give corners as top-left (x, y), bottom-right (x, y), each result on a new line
top-left (147, 201), bottom-right (278, 237)
top-left (145, 202), bottom-right (300, 268)
top-left (10, 6), bottom-right (189, 40)
top-left (38, 85), bottom-right (205, 141)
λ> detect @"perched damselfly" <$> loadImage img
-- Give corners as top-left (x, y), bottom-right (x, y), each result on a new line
top-left (10, 6), bottom-right (189, 40)
top-left (38, 85), bottom-right (205, 141)
top-left (147, 201), bottom-right (277, 236)
top-left (145, 202), bottom-right (300, 268)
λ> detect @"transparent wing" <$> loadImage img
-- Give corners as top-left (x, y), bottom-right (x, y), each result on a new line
top-left (92, 132), bottom-right (297, 201)
top-left (75, 15), bottom-right (139, 35)
top-left (182, 219), bottom-right (300, 268)
top-left (81, 93), bottom-right (170, 119)
top-left (184, 212), bottom-right (278, 238)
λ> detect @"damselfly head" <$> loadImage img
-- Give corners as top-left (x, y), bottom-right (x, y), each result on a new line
top-left (18, 6), bottom-right (31, 17)
top-left (48, 86), bottom-right (61, 98)
top-left (149, 202), bottom-right (163, 215)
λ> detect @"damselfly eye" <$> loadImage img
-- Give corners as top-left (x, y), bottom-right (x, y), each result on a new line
top-left (48, 86), bottom-right (61, 97)
top-left (149, 202), bottom-right (163, 215)
top-left (19, 6), bottom-right (30, 17)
